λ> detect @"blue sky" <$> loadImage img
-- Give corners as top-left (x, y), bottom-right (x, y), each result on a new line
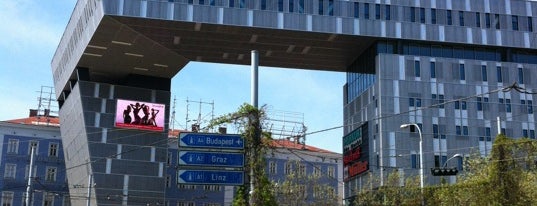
top-left (0, 0), bottom-right (345, 153)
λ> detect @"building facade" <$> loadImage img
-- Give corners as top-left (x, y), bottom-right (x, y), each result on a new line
top-left (342, 0), bottom-right (537, 205)
top-left (0, 116), bottom-right (69, 206)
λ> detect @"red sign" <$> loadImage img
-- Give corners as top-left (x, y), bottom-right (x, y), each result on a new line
top-left (343, 147), bottom-right (361, 166)
top-left (348, 161), bottom-right (368, 178)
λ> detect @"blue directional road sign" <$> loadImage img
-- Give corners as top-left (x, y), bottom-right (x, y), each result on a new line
top-left (179, 151), bottom-right (244, 167)
top-left (178, 170), bottom-right (244, 185)
top-left (179, 133), bottom-right (244, 149)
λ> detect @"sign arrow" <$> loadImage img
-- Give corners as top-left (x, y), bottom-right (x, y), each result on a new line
top-left (179, 133), bottom-right (244, 149)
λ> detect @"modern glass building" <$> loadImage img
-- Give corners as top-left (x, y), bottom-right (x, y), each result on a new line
top-left (52, 0), bottom-right (536, 205)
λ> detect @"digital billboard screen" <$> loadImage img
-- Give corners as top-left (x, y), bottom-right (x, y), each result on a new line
top-left (115, 99), bottom-right (165, 132)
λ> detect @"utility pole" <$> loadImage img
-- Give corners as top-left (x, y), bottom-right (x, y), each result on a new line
top-left (250, 50), bottom-right (259, 206)
top-left (25, 145), bottom-right (36, 206)
top-left (87, 174), bottom-right (93, 206)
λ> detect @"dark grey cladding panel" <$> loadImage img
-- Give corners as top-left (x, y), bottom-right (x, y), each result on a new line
top-left (93, 173), bottom-right (125, 189)
top-left (94, 188), bottom-right (125, 205)
top-left (106, 129), bottom-right (166, 146)
top-left (342, 18), bottom-right (354, 34)
top-left (155, 90), bottom-right (171, 105)
top-left (154, 148), bottom-right (167, 162)
top-left (81, 97), bottom-right (103, 112)
top-left (128, 175), bottom-right (165, 192)
top-left (84, 111), bottom-right (96, 126)
top-left (127, 191), bottom-right (165, 205)
top-left (98, 83), bottom-right (111, 99)
top-left (312, 15), bottom-right (337, 33)
top-left (106, 99), bottom-right (116, 113)
top-left (86, 127), bottom-right (103, 142)
top-left (79, 81), bottom-right (96, 97)
top-left (121, 144), bottom-right (152, 161)
top-left (89, 142), bottom-right (119, 158)
top-left (99, 113), bottom-right (116, 128)
top-left (111, 159), bottom-right (160, 176)
top-left (92, 160), bottom-right (107, 173)
top-left (114, 86), bottom-right (153, 102)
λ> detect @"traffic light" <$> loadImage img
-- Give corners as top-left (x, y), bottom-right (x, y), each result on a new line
top-left (430, 167), bottom-right (459, 176)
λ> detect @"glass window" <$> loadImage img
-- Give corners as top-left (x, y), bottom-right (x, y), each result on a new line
top-left (476, 12), bottom-right (481, 27)
top-left (462, 101), bottom-right (467, 110)
top-left (375, 4), bottom-right (380, 19)
top-left (416, 98), bottom-right (422, 107)
top-left (328, 166), bottom-right (335, 178)
top-left (409, 98), bottom-right (415, 107)
top-left (459, 11), bottom-right (465, 26)
top-left (318, 0), bottom-right (324, 15)
top-left (49, 143), bottom-right (59, 157)
top-left (288, 0), bottom-right (294, 12)
top-left (260, 0), bottom-right (267, 10)
top-left (477, 97), bottom-right (483, 111)
top-left (512, 15), bottom-right (518, 30)
top-left (46, 167), bottom-right (57, 182)
top-left (506, 99), bottom-right (512, 113)
top-left (496, 66), bottom-right (503, 82)
top-left (353, 2), bottom-right (359, 18)
top-left (455, 101), bottom-right (460, 109)
top-left (285, 162), bottom-right (292, 174)
top-left (447, 10), bottom-right (452, 25)
top-left (167, 152), bottom-right (172, 165)
top-left (529, 17), bottom-right (533, 32)
top-left (4, 164), bottom-right (16, 179)
top-left (411, 154), bottom-right (419, 169)
top-left (229, 0), bottom-right (234, 8)
top-left (269, 161), bottom-right (277, 174)
top-left (313, 166), bottom-right (321, 177)
top-left (433, 124), bottom-right (439, 139)
top-left (364, 3), bottom-right (369, 19)
top-left (43, 192), bottom-right (54, 206)
top-left (277, 0), bottom-right (283, 11)
top-left (523, 129), bottom-right (529, 137)
top-left (481, 65), bottom-right (487, 81)
top-left (459, 64), bottom-right (465, 80)
top-left (434, 155), bottom-right (440, 167)
top-left (456, 126), bottom-right (462, 135)
top-left (410, 7), bottom-right (416, 22)
top-left (463, 126), bottom-right (469, 135)
top-left (29, 141), bottom-right (38, 155)
top-left (439, 95), bottom-right (445, 108)
top-left (528, 100), bottom-right (533, 114)
top-left (198, 0), bottom-right (204, 5)
top-left (414, 60), bottom-right (420, 77)
top-left (518, 67), bottom-right (524, 84)
top-left (420, 8), bottom-right (425, 23)
top-left (1, 192), bottom-right (14, 206)
top-left (385, 5), bottom-right (391, 20)
top-left (431, 9), bottom-right (437, 24)
top-left (495, 14), bottom-right (500, 29)
top-left (7, 139), bottom-right (18, 154)
top-left (239, 0), bottom-right (245, 8)
top-left (485, 13), bottom-right (491, 28)
top-left (327, 0), bottom-right (333, 16)
top-left (430, 62), bottom-right (436, 78)
top-left (530, 130), bottom-right (536, 139)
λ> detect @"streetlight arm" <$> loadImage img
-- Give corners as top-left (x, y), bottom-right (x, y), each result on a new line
top-left (442, 154), bottom-right (463, 168)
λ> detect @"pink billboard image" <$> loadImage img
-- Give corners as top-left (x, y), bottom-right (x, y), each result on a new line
top-left (115, 99), bottom-right (165, 132)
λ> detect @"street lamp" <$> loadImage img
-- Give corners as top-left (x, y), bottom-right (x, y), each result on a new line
top-left (443, 153), bottom-right (462, 168)
top-left (400, 123), bottom-right (423, 190)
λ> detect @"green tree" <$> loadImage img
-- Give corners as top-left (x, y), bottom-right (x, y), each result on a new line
top-left (209, 104), bottom-right (276, 206)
